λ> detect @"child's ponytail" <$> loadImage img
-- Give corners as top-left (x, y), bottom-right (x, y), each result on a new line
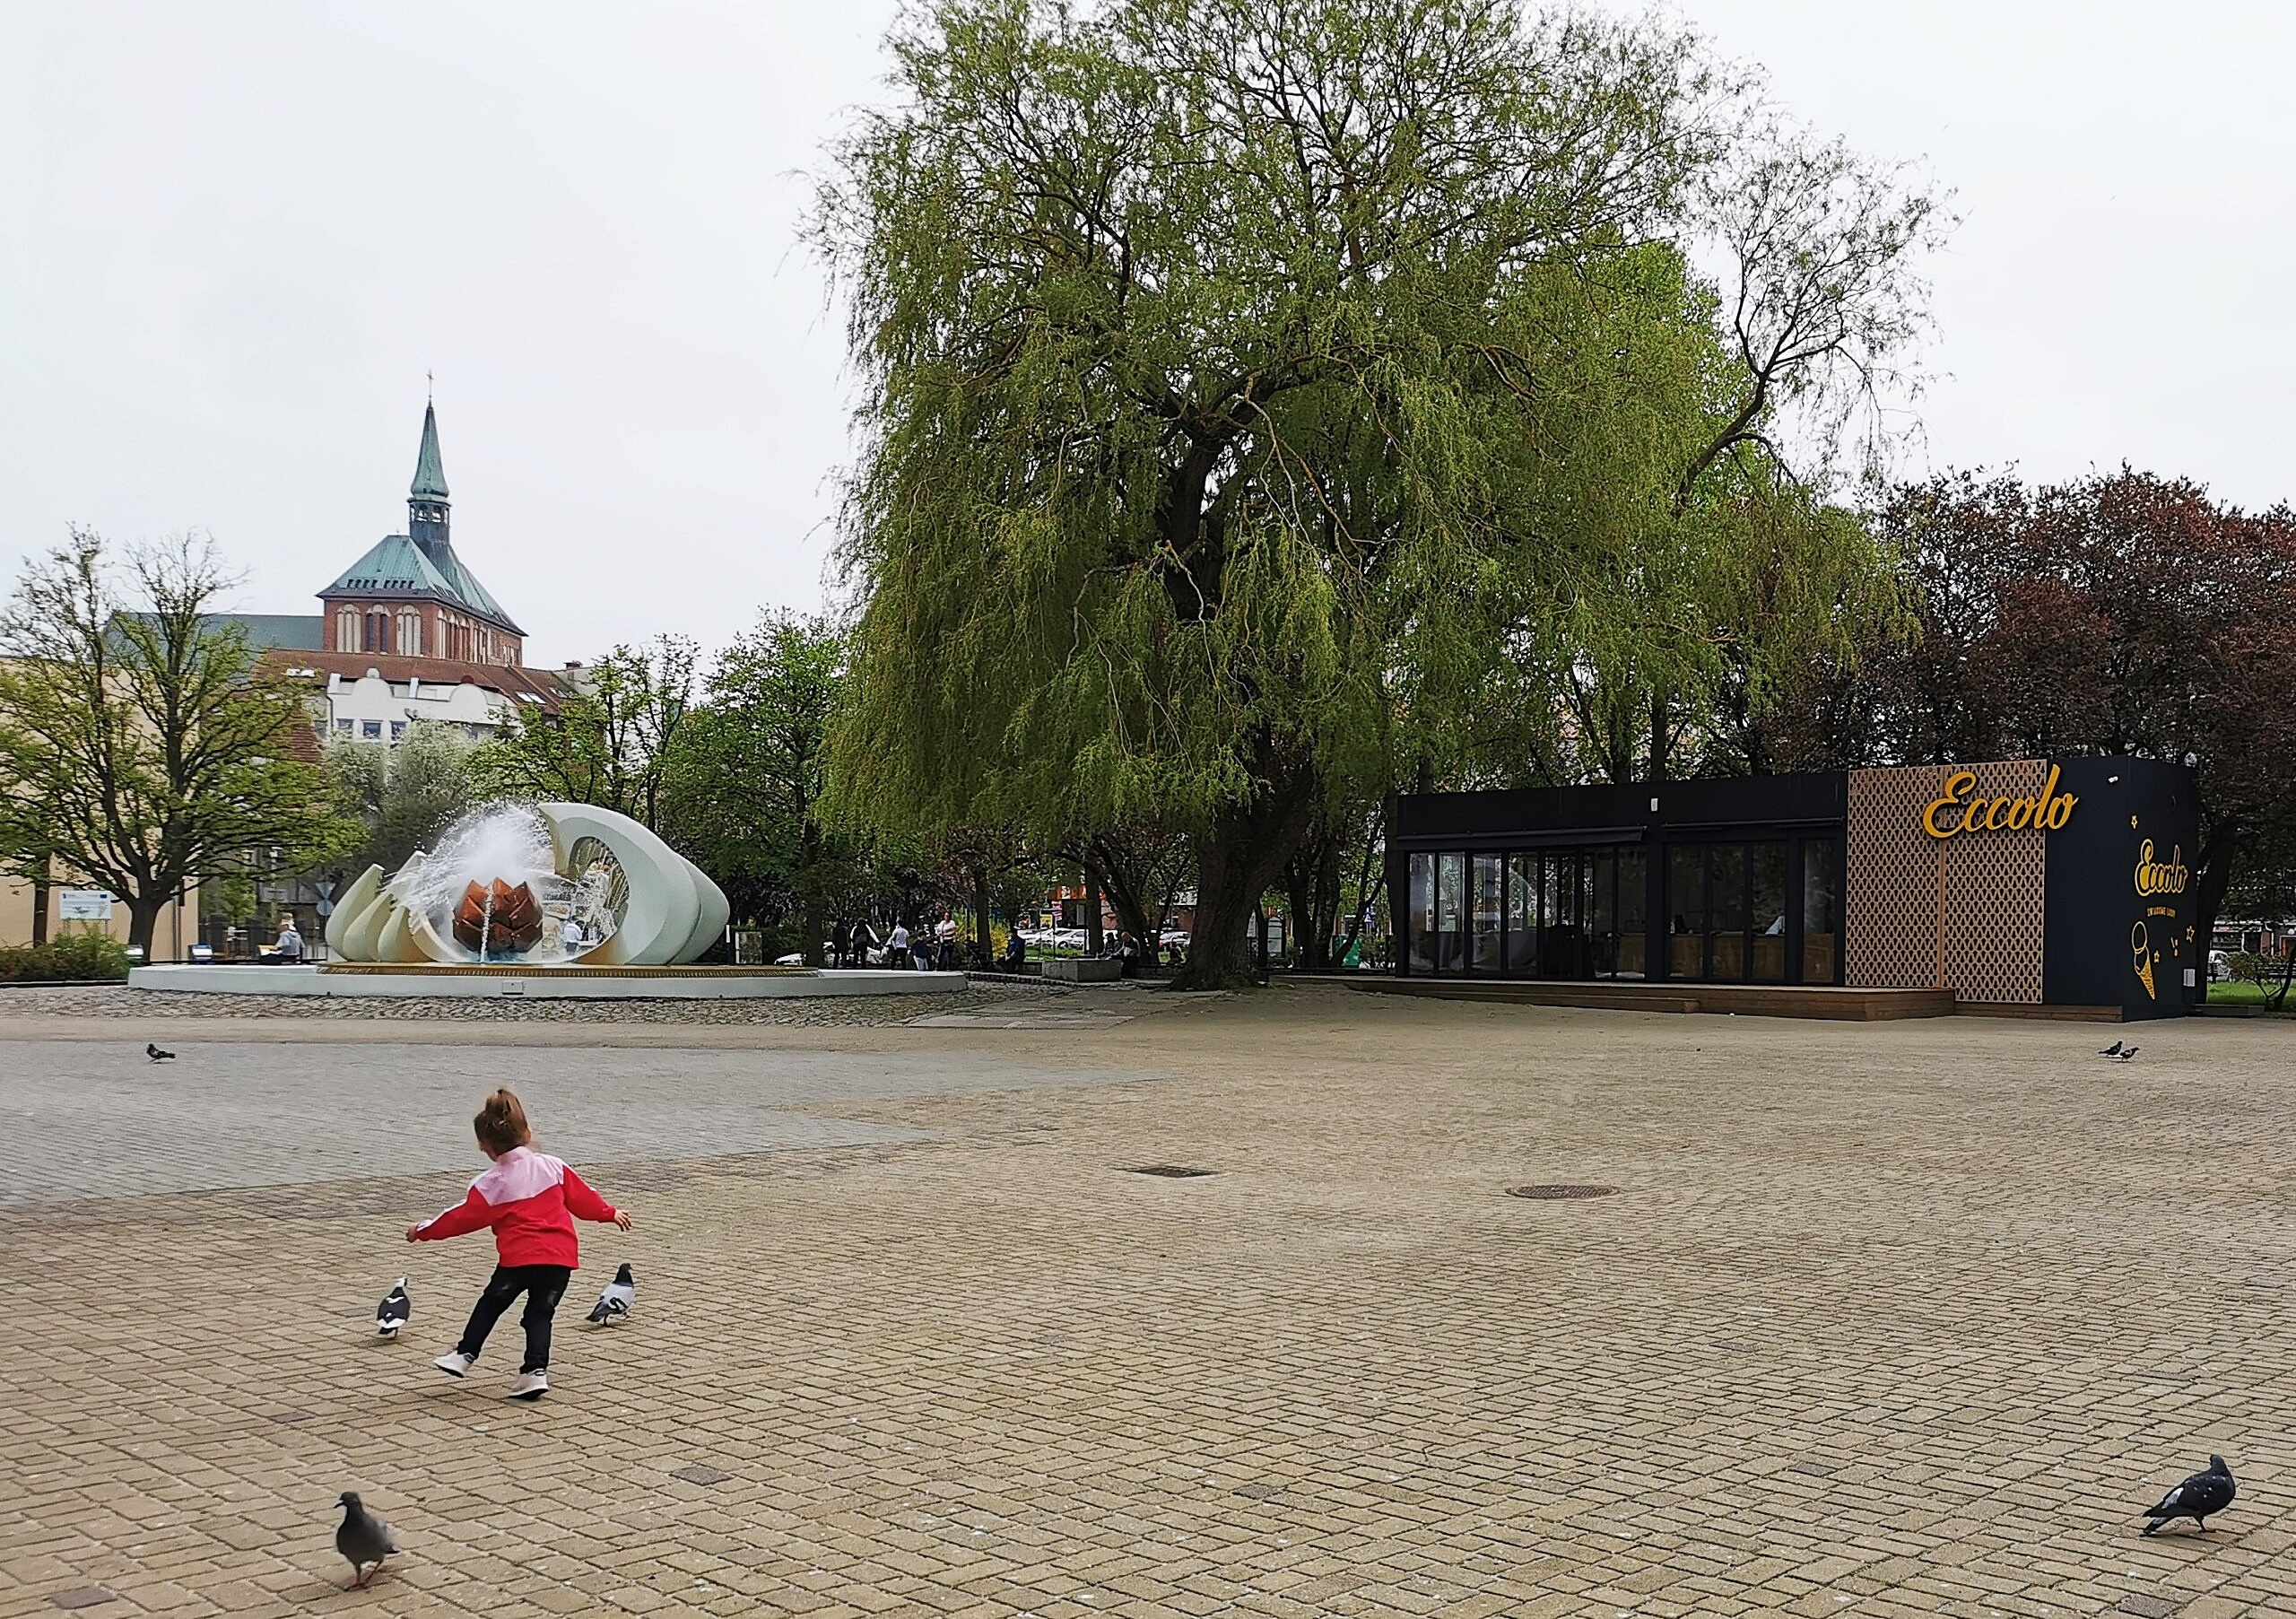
top-left (474, 1088), bottom-right (533, 1155)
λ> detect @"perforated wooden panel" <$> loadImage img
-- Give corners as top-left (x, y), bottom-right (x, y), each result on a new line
top-left (1846, 762), bottom-right (2048, 1002)
top-left (1939, 760), bottom-right (2049, 1004)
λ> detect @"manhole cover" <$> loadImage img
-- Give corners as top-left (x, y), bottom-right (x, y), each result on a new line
top-left (670, 1463), bottom-right (730, 1486)
top-left (2116, 1597), bottom-right (2181, 1619)
top-left (1506, 1184), bottom-right (1618, 1200)
top-left (1126, 1165), bottom-right (1216, 1178)
top-left (48, 1592), bottom-right (115, 1612)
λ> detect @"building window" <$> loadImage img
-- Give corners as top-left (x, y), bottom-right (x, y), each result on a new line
top-left (397, 611), bottom-right (422, 657)
top-left (334, 718), bottom-right (354, 736)
top-left (362, 611), bottom-right (391, 653)
top-left (389, 721), bottom-right (407, 743)
top-left (362, 720), bottom-right (382, 739)
top-left (335, 608), bottom-right (357, 651)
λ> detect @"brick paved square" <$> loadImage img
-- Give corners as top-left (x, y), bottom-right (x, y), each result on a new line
top-left (2, 986), bottom-right (2292, 1616)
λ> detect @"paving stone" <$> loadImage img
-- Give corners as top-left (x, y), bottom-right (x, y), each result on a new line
top-left (4, 987), bottom-right (2292, 1615)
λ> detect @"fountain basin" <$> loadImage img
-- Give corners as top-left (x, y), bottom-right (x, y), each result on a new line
top-left (128, 965), bottom-right (968, 1000)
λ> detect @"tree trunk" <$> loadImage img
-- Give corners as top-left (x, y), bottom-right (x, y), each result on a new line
top-left (1648, 689), bottom-right (1670, 782)
top-left (1089, 841), bottom-right (1161, 964)
top-left (30, 870), bottom-right (49, 947)
top-left (1083, 866), bottom-right (1105, 955)
top-left (1172, 766), bottom-right (1318, 991)
top-left (2193, 820), bottom-right (2239, 1005)
top-left (971, 864), bottom-right (991, 970)
top-left (126, 893), bottom-right (165, 957)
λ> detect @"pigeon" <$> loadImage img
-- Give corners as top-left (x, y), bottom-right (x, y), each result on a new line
top-left (2099, 1040), bottom-right (2124, 1058)
top-left (335, 1492), bottom-right (397, 1587)
top-left (375, 1277), bottom-right (411, 1338)
top-left (585, 1262), bottom-right (634, 1326)
top-left (145, 1043), bottom-right (176, 1062)
top-left (2142, 1454), bottom-right (2235, 1535)
top-left (2117, 1046), bottom-right (2140, 1063)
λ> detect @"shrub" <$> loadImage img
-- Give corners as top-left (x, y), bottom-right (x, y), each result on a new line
top-left (0, 930), bottom-right (132, 982)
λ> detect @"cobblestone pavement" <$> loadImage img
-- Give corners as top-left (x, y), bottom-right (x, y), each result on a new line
top-left (0, 979), bottom-right (1057, 1025)
top-left (4, 987), bottom-right (2294, 1618)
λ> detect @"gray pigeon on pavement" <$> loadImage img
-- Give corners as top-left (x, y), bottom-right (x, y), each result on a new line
top-left (585, 1262), bottom-right (634, 1326)
top-left (2142, 1455), bottom-right (2235, 1535)
top-left (2116, 1046), bottom-right (2139, 1063)
top-left (375, 1278), bottom-right (411, 1338)
top-left (2099, 1040), bottom-right (2123, 1058)
top-left (335, 1492), bottom-right (397, 1586)
top-left (145, 1043), bottom-right (175, 1061)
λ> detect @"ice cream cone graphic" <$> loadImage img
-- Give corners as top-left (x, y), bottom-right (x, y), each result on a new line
top-left (2131, 921), bottom-right (2156, 1000)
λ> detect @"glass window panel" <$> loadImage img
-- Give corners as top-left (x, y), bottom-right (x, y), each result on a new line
top-left (1408, 854), bottom-right (1435, 973)
top-left (1802, 837), bottom-right (1840, 985)
top-left (1750, 841), bottom-right (1787, 982)
top-left (1437, 853), bottom-right (1465, 972)
top-left (1472, 855), bottom-right (1503, 973)
top-left (1589, 851), bottom-right (1617, 978)
top-left (1668, 846), bottom-right (1705, 979)
top-left (1709, 844), bottom-right (1746, 979)
top-left (1616, 849), bottom-right (1648, 979)
top-left (1506, 857), bottom-right (1536, 972)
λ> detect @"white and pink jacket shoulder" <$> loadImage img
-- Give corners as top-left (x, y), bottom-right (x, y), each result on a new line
top-left (413, 1145), bottom-right (619, 1269)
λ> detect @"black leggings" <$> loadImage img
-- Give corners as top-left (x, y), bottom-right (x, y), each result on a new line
top-left (456, 1265), bottom-right (571, 1373)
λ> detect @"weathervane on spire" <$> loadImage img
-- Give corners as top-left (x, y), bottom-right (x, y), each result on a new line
top-left (427, 369), bottom-right (434, 403)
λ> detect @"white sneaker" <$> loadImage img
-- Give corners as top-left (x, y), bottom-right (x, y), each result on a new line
top-left (506, 1371), bottom-right (549, 1401)
top-left (432, 1351), bottom-right (473, 1379)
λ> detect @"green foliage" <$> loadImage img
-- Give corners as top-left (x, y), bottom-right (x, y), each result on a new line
top-left (324, 721), bottom-right (476, 877)
top-left (471, 638), bottom-right (696, 831)
top-left (812, 0), bottom-right (1938, 984)
top-left (662, 613), bottom-right (934, 962)
top-left (199, 869), bottom-right (258, 925)
top-left (0, 529), bottom-right (361, 950)
top-left (0, 929), bottom-right (131, 982)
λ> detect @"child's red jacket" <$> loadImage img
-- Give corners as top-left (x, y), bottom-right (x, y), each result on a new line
top-left (412, 1145), bottom-right (617, 1268)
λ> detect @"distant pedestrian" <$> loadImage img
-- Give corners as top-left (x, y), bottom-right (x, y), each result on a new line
top-left (887, 920), bottom-right (910, 968)
top-left (911, 927), bottom-right (935, 971)
top-left (560, 915), bottom-right (585, 957)
top-left (274, 915), bottom-right (306, 963)
top-left (407, 1087), bottom-right (631, 1402)
top-left (1002, 929), bottom-right (1025, 971)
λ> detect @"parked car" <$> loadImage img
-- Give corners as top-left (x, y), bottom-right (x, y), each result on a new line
top-left (1159, 929), bottom-right (1191, 950)
top-left (1050, 927), bottom-right (1088, 950)
top-left (2209, 948), bottom-right (2231, 981)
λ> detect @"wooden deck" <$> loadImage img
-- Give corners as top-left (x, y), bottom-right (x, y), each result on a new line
top-left (1324, 976), bottom-right (1961, 1021)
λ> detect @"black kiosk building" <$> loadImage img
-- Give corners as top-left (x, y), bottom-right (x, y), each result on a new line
top-left (1386, 757), bottom-right (2198, 1020)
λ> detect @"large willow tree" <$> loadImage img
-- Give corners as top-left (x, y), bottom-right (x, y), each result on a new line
top-left (815, 0), bottom-right (1926, 987)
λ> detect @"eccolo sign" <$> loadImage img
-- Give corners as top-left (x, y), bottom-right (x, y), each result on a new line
top-left (1922, 764), bottom-right (2077, 840)
top-left (2133, 840), bottom-right (2187, 896)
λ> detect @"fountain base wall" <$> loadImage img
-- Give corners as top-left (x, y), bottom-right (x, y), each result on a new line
top-left (128, 965), bottom-right (967, 1000)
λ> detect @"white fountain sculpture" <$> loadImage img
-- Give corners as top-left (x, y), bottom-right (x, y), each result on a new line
top-left (324, 802), bottom-right (732, 967)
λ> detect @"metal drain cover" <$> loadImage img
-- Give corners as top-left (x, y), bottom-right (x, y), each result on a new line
top-left (1506, 1183), bottom-right (1618, 1200)
top-left (670, 1463), bottom-right (730, 1486)
top-left (1126, 1164), bottom-right (1216, 1178)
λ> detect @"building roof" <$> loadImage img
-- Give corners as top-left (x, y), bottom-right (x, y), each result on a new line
top-left (261, 648), bottom-right (572, 712)
top-left (221, 613), bottom-right (328, 650)
top-left (318, 534), bottom-right (523, 635)
top-left (411, 400), bottom-right (448, 500)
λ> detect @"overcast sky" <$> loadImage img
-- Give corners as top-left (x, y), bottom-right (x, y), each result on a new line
top-left (4, 2), bottom-right (2291, 669)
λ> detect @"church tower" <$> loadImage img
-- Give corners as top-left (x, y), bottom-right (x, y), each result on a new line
top-left (319, 395), bottom-right (526, 665)
top-left (408, 399), bottom-right (450, 562)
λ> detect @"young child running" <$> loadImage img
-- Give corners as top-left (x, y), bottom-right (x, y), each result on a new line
top-left (405, 1087), bottom-right (631, 1400)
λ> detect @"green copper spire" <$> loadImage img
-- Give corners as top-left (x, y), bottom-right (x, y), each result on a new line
top-left (409, 399), bottom-right (448, 500)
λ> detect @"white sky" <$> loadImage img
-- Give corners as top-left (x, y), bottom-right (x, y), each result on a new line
top-left (4, 2), bottom-right (2291, 668)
